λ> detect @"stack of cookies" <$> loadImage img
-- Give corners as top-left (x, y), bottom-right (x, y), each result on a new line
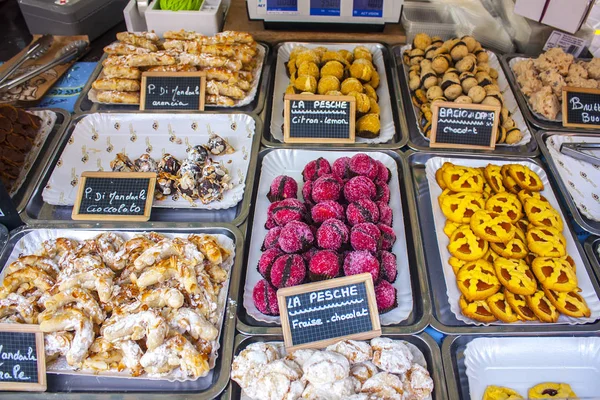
top-left (436, 162), bottom-right (590, 324)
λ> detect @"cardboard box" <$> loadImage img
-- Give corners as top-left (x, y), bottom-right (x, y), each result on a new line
top-left (514, 0), bottom-right (592, 34)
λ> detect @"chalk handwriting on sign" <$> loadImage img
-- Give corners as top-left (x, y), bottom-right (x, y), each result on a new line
top-left (430, 101), bottom-right (500, 150)
top-left (0, 324), bottom-right (46, 391)
top-left (140, 71), bottom-right (206, 111)
top-left (562, 87), bottom-right (600, 129)
top-left (72, 172), bottom-right (156, 222)
top-left (277, 274), bottom-right (381, 351)
top-left (284, 94), bottom-right (356, 144)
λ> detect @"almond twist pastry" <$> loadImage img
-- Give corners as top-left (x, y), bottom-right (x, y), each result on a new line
top-left (140, 333), bottom-right (209, 378)
top-left (101, 310), bottom-right (169, 350)
top-left (39, 307), bottom-right (95, 365)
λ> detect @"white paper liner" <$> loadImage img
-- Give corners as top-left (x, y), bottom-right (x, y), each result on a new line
top-left (2, 229), bottom-right (235, 382)
top-left (243, 150), bottom-right (414, 326)
top-left (270, 43), bottom-right (397, 144)
top-left (41, 113), bottom-right (255, 210)
top-left (9, 110), bottom-right (57, 196)
top-left (400, 45), bottom-right (532, 147)
top-left (239, 340), bottom-right (432, 400)
top-left (88, 45), bottom-right (265, 108)
top-left (425, 156), bottom-right (600, 326)
top-left (546, 134), bottom-right (600, 222)
top-left (465, 337), bottom-right (600, 400)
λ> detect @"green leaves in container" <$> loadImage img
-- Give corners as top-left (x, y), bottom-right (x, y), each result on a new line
top-left (159, 0), bottom-right (203, 11)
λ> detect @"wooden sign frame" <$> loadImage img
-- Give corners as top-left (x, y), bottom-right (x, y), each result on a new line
top-left (140, 71), bottom-right (207, 111)
top-left (277, 273), bottom-right (381, 352)
top-left (72, 171), bottom-right (156, 222)
top-left (562, 86), bottom-right (600, 129)
top-left (284, 94), bottom-right (356, 144)
top-left (430, 101), bottom-right (500, 150)
top-left (0, 323), bottom-right (46, 392)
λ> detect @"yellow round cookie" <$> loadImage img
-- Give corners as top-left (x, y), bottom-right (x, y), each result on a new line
top-left (505, 290), bottom-right (538, 321)
top-left (526, 290), bottom-right (559, 323)
top-left (449, 256), bottom-right (467, 274)
top-left (483, 164), bottom-right (506, 193)
top-left (470, 210), bottom-right (516, 243)
top-left (528, 383), bottom-right (577, 399)
top-left (483, 385), bottom-right (523, 400)
top-left (526, 226), bottom-right (567, 258)
top-left (448, 225), bottom-right (489, 261)
top-left (524, 198), bottom-right (564, 231)
top-left (456, 259), bottom-right (501, 301)
top-left (459, 295), bottom-right (497, 323)
top-left (438, 188), bottom-right (456, 208)
top-left (543, 287), bottom-right (591, 318)
top-left (494, 257), bottom-right (537, 295)
top-left (481, 248), bottom-right (500, 264)
top-left (517, 189), bottom-right (549, 205)
top-left (442, 165), bottom-right (484, 193)
top-left (486, 291), bottom-right (520, 323)
top-left (501, 165), bottom-right (522, 194)
top-left (441, 192), bottom-right (485, 224)
top-left (443, 220), bottom-right (463, 238)
top-left (531, 257), bottom-right (578, 292)
top-left (515, 218), bottom-right (529, 233)
top-left (486, 192), bottom-right (523, 223)
top-left (490, 228), bottom-right (528, 260)
top-left (435, 166), bottom-right (449, 189)
top-left (508, 164), bottom-right (544, 192)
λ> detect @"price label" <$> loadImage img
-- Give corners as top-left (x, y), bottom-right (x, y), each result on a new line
top-left (140, 72), bottom-right (206, 111)
top-left (284, 94), bottom-right (356, 144)
top-left (430, 102), bottom-right (500, 150)
top-left (353, 0), bottom-right (383, 17)
top-left (277, 274), bottom-right (381, 351)
top-left (0, 324), bottom-right (46, 392)
top-left (72, 172), bottom-right (156, 222)
top-left (310, 0), bottom-right (341, 16)
top-left (562, 87), bottom-right (600, 129)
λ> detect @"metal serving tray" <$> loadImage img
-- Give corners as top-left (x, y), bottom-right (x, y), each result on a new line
top-left (260, 42), bottom-right (408, 149)
top-left (0, 223), bottom-right (243, 398)
top-left (584, 236), bottom-right (600, 280)
top-left (0, 224), bottom-right (7, 256)
top-left (536, 130), bottom-right (600, 236)
top-left (11, 108), bottom-right (70, 214)
top-left (227, 332), bottom-right (447, 400)
top-left (406, 150), bottom-right (600, 334)
top-left (21, 111), bottom-right (261, 227)
top-left (236, 148), bottom-right (430, 335)
top-left (442, 334), bottom-right (600, 399)
top-left (74, 42), bottom-right (271, 116)
top-left (394, 46), bottom-right (539, 157)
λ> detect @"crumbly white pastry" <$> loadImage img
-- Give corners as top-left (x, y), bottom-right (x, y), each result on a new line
top-left (302, 351), bottom-right (350, 385)
top-left (402, 364), bottom-right (434, 400)
top-left (326, 340), bottom-right (373, 364)
top-left (301, 377), bottom-right (357, 400)
top-left (231, 342), bottom-right (280, 387)
top-left (350, 361), bottom-right (379, 386)
top-left (370, 338), bottom-right (414, 374)
top-left (361, 372), bottom-right (406, 400)
top-left (245, 359), bottom-right (304, 400)
top-left (286, 349), bottom-right (316, 368)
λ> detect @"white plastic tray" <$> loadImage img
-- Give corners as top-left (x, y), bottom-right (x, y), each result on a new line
top-left (243, 150), bottom-right (413, 326)
top-left (425, 156), bottom-right (600, 326)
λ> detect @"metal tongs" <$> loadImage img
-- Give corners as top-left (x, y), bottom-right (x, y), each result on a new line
top-left (0, 34), bottom-right (54, 86)
top-left (560, 142), bottom-right (600, 164)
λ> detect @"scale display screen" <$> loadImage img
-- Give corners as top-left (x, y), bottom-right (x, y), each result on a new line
top-left (267, 0), bottom-right (298, 13)
top-left (352, 0), bottom-right (383, 17)
top-left (310, 0), bottom-right (341, 16)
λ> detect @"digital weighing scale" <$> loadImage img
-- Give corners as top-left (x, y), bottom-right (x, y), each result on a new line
top-left (246, 0), bottom-right (402, 31)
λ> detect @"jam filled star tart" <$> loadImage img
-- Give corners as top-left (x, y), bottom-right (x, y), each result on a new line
top-left (543, 288), bottom-right (591, 318)
top-left (470, 210), bottom-right (516, 243)
top-left (485, 192), bottom-right (523, 223)
top-left (505, 290), bottom-right (538, 321)
top-left (442, 164), bottom-right (484, 193)
top-left (494, 257), bottom-right (537, 295)
top-left (440, 192), bottom-right (486, 223)
top-left (526, 289), bottom-right (560, 323)
top-left (483, 385), bottom-right (524, 400)
top-left (459, 295), bottom-right (497, 323)
top-left (486, 290), bottom-right (520, 323)
top-left (507, 164), bottom-right (544, 192)
top-left (448, 225), bottom-right (489, 261)
top-left (524, 197), bottom-right (564, 231)
top-left (531, 257), bottom-right (578, 293)
top-left (456, 259), bottom-right (501, 301)
top-left (526, 226), bottom-right (567, 258)
top-left (528, 383), bottom-right (577, 399)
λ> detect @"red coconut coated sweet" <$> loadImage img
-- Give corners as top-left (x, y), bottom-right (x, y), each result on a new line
top-left (309, 250), bottom-right (342, 281)
top-left (379, 251), bottom-right (398, 283)
top-left (270, 198), bottom-right (306, 227)
top-left (253, 279), bottom-right (280, 315)
top-left (349, 153), bottom-right (378, 180)
top-left (311, 200), bottom-right (345, 224)
top-left (265, 216), bottom-right (277, 230)
top-left (378, 202), bottom-right (393, 226)
top-left (375, 160), bottom-right (391, 183)
top-left (267, 175), bottom-right (298, 202)
top-left (262, 226), bottom-right (282, 251)
top-left (311, 175), bottom-right (342, 203)
top-left (346, 199), bottom-right (380, 226)
top-left (344, 176), bottom-right (376, 203)
top-left (258, 248), bottom-right (284, 281)
top-left (270, 254), bottom-right (306, 288)
top-left (279, 220), bottom-right (314, 253)
top-left (343, 250), bottom-right (380, 283)
top-left (302, 180), bottom-right (314, 205)
top-left (316, 218), bottom-right (349, 251)
top-left (332, 157), bottom-right (352, 180)
top-left (378, 223), bottom-right (396, 250)
top-left (302, 157), bottom-right (331, 182)
top-left (350, 222), bottom-right (382, 252)
top-left (375, 280), bottom-right (398, 313)
top-left (374, 183), bottom-right (390, 204)
top-left (301, 247), bottom-right (319, 264)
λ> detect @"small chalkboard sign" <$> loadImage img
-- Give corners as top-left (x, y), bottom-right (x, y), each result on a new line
top-left (430, 102), bottom-right (500, 150)
top-left (277, 274), bottom-right (381, 351)
top-left (72, 171), bottom-right (156, 221)
top-left (284, 94), bottom-right (356, 144)
top-left (140, 71), bottom-right (206, 111)
top-left (562, 86), bottom-right (600, 129)
top-left (0, 324), bottom-right (46, 391)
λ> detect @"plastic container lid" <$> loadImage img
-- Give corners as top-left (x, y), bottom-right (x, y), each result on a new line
top-left (18, 0), bottom-right (125, 23)
top-left (401, 3), bottom-right (458, 44)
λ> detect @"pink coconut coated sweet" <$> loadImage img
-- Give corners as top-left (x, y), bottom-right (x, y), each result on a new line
top-left (344, 176), bottom-right (376, 203)
top-left (379, 250), bottom-right (397, 283)
top-left (378, 223), bottom-right (396, 250)
top-left (343, 250), bottom-right (380, 283)
top-left (378, 201), bottom-right (393, 226)
top-left (270, 198), bottom-right (306, 227)
top-left (375, 160), bottom-right (391, 183)
top-left (301, 247), bottom-right (319, 264)
top-left (302, 157), bottom-right (331, 181)
top-left (302, 180), bottom-right (314, 205)
top-left (267, 175), bottom-right (298, 202)
top-left (349, 153), bottom-right (378, 180)
top-left (374, 183), bottom-right (390, 204)
top-left (258, 247), bottom-right (284, 281)
top-left (316, 218), bottom-right (349, 251)
top-left (346, 199), bottom-right (380, 226)
top-left (311, 175), bottom-right (342, 203)
top-left (262, 226), bottom-right (282, 251)
top-left (350, 222), bottom-right (382, 252)
top-left (270, 254), bottom-right (306, 288)
top-left (278, 220), bottom-right (314, 253)
top-left (309, 250), bottom-right (341, 281)
top-left (253, 279), bottom-right (280, 315)
top-left (375, 280), bottom-right (397, 313)
top-left (332, 157), bottom-right (352, 180)
top-left (311, 200), bottom-right (345, 224)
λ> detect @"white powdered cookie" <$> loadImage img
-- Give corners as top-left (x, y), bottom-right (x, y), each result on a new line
top-left (361, 372), bottom-right (405, 400)
top-left (302, 350), bottom-right (350, 385)
top-left (370, 337), bottom-right (413, 374)
top-left (326, 340), bottom-right (373, 364)
top-left (286, 349), bottom-right (316, 368)
top-left (246, 359), bottom-right (304, 400)
top-left (402, 364), bottom-right (434, 400)
top-left (301, 377), bottom-right (357, 400)
top-left (231, 342), bottom-right (279, 388)
top-left (350, 361), bottom-right (379, 387)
